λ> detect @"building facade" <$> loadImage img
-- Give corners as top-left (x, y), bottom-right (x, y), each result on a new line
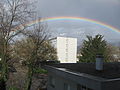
top-left (57, 37), bottom-right (77, 63)
top-left (45, 63), bottom-right (120, 90)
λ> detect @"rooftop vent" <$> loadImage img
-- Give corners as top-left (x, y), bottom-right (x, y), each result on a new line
top-left (96, 54), bottom-right (104, 71)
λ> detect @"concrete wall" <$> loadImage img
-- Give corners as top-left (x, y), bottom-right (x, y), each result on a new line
top-left (47, 72), bottom-right (77, 90)
top-left (46, 66), bottom-right (120, 90)
top-left (57, 37), bottom-right (77, 63)
top-left (101, 80), bottom-right (120, 90)
top-left (46, 66), bottom-right (102, 90)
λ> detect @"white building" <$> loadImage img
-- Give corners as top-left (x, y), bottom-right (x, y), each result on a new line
top-left (57, 37), bottom-right (77, 63)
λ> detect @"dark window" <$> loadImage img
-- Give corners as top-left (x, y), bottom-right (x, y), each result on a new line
top-left (81, 85), bottom-right (86, 90)
top-left (49, 76), bottom-right (55, 88)
top-left (64, 83), bottom-right (70, 90)
top-left (77, 84), bottom-right (93, 90)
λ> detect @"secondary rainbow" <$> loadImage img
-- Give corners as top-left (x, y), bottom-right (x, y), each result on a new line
top-left (22, 16), bottom-right (120, 34)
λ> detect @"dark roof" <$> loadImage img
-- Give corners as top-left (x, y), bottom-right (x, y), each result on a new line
top-left (48, 62), bottom-right (120, 79)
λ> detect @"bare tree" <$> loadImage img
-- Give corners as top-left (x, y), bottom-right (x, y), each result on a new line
top-left (22, 21), bottom-right (49, 90)
top-left (0, 0), bottom-right (34, 85)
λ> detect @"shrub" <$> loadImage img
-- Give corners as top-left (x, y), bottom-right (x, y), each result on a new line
top-left (33, 68), bottom-right (48, 74)
top-left (8, 86), bottom-right (19, 90)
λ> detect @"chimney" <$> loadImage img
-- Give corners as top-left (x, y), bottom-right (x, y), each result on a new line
top-left (96, 54), bottom-right (104, 71)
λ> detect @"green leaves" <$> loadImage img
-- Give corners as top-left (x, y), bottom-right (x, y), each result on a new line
top-left (33, 68), bottom-right (48, 74)
top-left (8, 86), bottom-right (19, 90)
top-left (78, 34), bottom-right (110, 62)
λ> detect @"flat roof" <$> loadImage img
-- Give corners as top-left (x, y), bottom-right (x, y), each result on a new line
top-left (47, 62), bottom-right (120, 79)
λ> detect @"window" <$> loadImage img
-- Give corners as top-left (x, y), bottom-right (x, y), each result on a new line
top-left (77, 84), bottom-right (93, 90)
top-left (81, 85), bottom-right (87, 90)
top-left (64, 83), bottom-right (71, 90)
top-left (49, 76), bottom-right (55, 88)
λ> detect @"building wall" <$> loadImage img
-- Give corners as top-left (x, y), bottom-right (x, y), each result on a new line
top-left (47, 71), bottom-right (120, 90)
top-left (47, 72), bottom-right (77, 90)
top-left (57, 37), bottom-right (77, 63)
top-left (46, 65), bottom-right (120, 90)
top-left (101, 80), bottom-right (120, 90)
top-left (47, 71), bottom-right (100, 90)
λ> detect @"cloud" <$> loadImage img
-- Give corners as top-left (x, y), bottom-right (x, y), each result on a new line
top-left (34, 0), bottom-right (120, 45)
top-left (47, 21), bottom-right (120, 44)
top-left (59, 33), bottom-right (66, 36)
top-left (36, 0), bottom-right (120, 29)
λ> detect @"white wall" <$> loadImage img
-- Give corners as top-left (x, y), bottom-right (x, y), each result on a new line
top-left (57, 37), bottom-right (77, 63)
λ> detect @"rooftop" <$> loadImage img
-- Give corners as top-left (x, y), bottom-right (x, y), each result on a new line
top-left (47, 62), bottom-right (120, 79)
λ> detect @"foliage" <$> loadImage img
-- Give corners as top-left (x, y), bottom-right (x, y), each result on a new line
top-left (23, 24), bottom-right (48, 90)
top-left (0, 0), bottom-right (34, 82)
top-left (0, 0), bottom-right (56, 89)
top-left (13, 23), bottom-right (57, 90)
top-left (78, 34), bottom-right (114, 62)
top-left (8, 86), bottom-right (19, 90)
top-left (105, 44), bottom-right (120, 62)
top-left (33, 68), bottom-right (48, 74)
top-left (13, 37), bottom-right (57, 63)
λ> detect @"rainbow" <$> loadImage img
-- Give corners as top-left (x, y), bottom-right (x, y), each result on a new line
top-left (20, 16), bottom-right (120, 34)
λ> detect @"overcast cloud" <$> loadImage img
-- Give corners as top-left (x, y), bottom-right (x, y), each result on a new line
top-left (36, 0), bottom-right (120, 28)
top-left (34, 0), bottom-right (120, 44)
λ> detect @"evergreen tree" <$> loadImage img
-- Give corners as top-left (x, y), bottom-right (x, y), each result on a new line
top-left (78, 34), bottom-right (112, 62)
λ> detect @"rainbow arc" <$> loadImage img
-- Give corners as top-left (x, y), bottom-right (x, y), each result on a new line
top-left (19, 16), bottom-right (120, 34)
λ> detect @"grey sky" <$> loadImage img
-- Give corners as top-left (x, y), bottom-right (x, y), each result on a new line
top-left (36, 0), bottom-right (120, 28)
top-left (35, 0), bottom-right (120, 44)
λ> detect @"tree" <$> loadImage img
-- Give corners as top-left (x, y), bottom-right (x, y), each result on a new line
top-left (106, 44), bottom-right (120, 62)
top-left (37, 41), bottom-right (57, 61)
top-left (13, 37), bottom-right (57, 63)
top-left (78, 34), bottom-right (114, 62)
top-left (0, 0), bottom-right (34, 86)
top-left (16, 22), bottom-right (57, 90)
top-left (13, 35), bottom-right (57, 90)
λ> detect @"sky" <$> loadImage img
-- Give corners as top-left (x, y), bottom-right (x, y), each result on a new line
top-left (34, 0), bottom-right (120, 44)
